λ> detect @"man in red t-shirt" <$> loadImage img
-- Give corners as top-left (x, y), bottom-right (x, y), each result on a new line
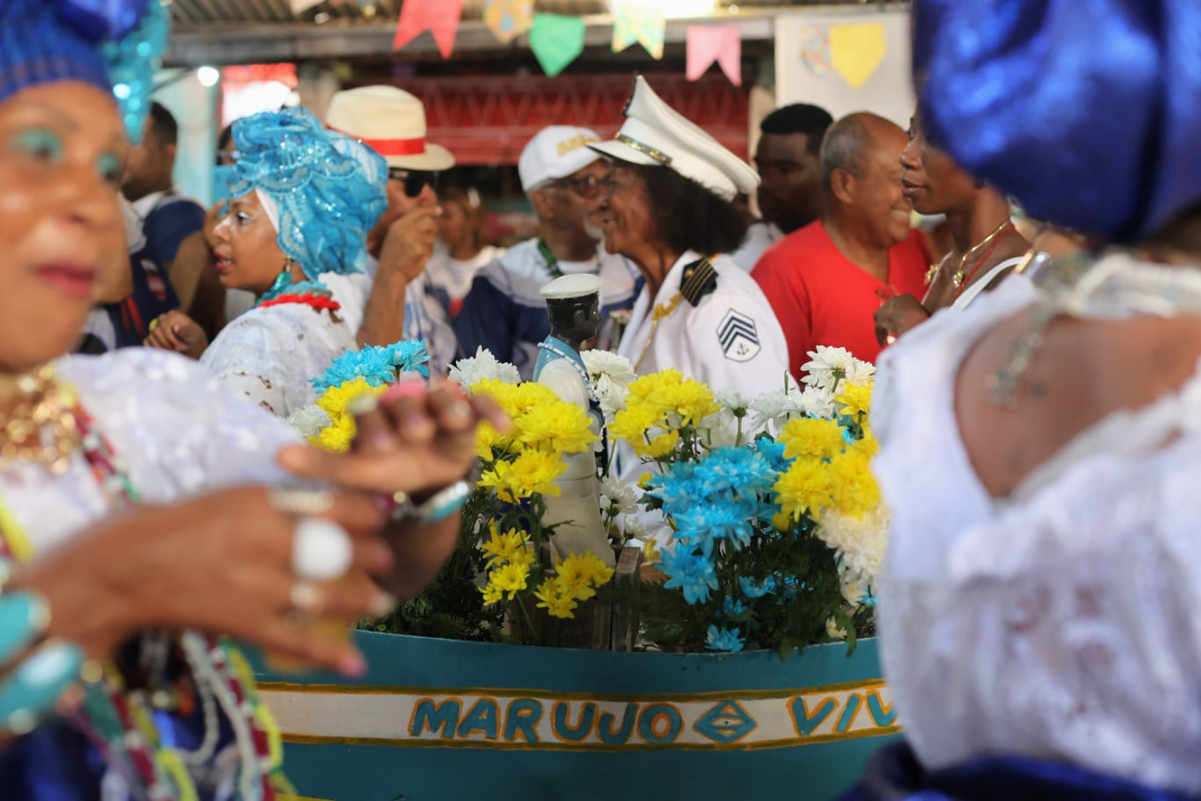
top-left (752, 113), bottom-right (930, 376)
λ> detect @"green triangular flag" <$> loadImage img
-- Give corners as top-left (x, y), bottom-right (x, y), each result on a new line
top-left (529, 13), bottom-right (585, 77)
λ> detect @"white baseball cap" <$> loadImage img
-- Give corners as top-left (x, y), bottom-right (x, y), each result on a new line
top-left (518, 125), bottom-right (603, 193)
top-left (325, 85), bottom-right (455, 171)
top-left (589, 76), bottom-right (759, 201)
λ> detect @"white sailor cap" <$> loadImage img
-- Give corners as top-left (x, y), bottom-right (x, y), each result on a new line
top-left (540, 273), bottom-right (603, 301)
top-left (589, 75), bottom-right (759, 201)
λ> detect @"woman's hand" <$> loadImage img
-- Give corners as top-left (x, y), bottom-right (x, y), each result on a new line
top-left (874, 293), bottom-right (931, 347)
top-left (11, 487), bottom-right (395, 676)
top-left (277, 378), bottom-right (509, 497)
top-left (144, 310), bottom-right (208, 359)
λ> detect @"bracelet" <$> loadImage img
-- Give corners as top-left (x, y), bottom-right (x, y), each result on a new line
top-left (0, 589), bottom-right (92, 734)
top-left (391, 480), bottom-right (471, 524)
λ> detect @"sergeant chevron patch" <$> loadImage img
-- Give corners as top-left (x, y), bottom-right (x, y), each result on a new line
top-left (718, 309), bottom-right (761, 362)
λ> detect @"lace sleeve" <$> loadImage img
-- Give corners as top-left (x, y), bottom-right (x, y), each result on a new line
top-left (58, 349), bottom-right (300, 502)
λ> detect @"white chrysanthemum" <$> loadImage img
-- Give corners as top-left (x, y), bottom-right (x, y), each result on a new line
top-left (801, 346), bottom-right (875, 392)
top-left (826, 617), bottom-right (848, 640)
top-left (449, 347), bottom-right (520, 387)
top-left (599, 475), bottom-right (640, 516)
top-left (816, 504), bottom-right (890, 589)
top-left (582, 350), bottom-right (636, 422)
top-left (797, 386), bottom-right (837, 419)
top-left (715, 390), bottom-right (752, 412)
top-left (748, 389), bottom-right (833, 436)
top-left (697, 407), bottom-right (742, 449)
top-left (286, 404), bottom-right (331, 439)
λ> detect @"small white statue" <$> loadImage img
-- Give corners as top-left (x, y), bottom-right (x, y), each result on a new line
top-left (534, 274), bottom-right (614, 567)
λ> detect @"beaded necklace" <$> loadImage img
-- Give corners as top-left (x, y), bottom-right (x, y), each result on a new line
top-left (255, 274), bottom-right (342, 317)
top-left (0, 372), bottom-right (287, 801)
top-left (538, 239), bottom-right (601, 282)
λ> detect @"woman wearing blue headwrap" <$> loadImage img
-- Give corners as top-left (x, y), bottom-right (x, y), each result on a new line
top-left (144, 107), bottom-right (389, 418)
top-left (849, 1), bottom-right (1201, 799)
top-left (0, 2), bottom-right (507, 798)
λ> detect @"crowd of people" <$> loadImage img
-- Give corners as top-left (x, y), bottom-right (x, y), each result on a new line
top-left (2, 0), bottom-right (1200, 798)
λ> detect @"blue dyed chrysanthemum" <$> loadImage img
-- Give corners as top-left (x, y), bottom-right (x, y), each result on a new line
top-left (660, 548), bottom-right (719, 605)
top-left (738, 575), bottom-right (778, 599)
top-left (705, 625), bottom-right (745, 653)
top-left (311, 339), bottom-right (430, 393)
top-left (755, 437), bottom-right (793, 473)
top-left (696, 447), bottom-right (778, 498)
top-left (721, 597), bottom-right (748, 621)
top-left (673, 503), bottom-right (755, 554)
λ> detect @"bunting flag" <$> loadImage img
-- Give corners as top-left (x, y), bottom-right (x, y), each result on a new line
top-left (686, 25), bottom-right (741, 86)
top-left (289, 0), bottom-right (323, 13)
top-left (392, 0), bottom-right (463, 59)
top-left (484, 0), bottom-right (533, 44)
top-left (829, 23), bottom-right (886, 88)
top-left (799, 24), bottom-right (832, 78)
top-left (611, 2), bottom-right (665, 60)
top-left (529, 13), bottom-right (586, 77)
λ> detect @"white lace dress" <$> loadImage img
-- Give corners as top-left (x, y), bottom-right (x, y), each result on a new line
top-left (200, 273), bottom-right (358, 418)
top-left (0, 348), bottom-right (298, 798)
top-left (872, 254), bottom-right (1201, 795)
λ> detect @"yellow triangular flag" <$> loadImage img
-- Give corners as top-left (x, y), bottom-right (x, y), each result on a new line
top-left (829, 23), bottom-right (886, 89)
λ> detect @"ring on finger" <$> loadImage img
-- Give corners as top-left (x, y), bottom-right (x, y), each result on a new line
top-left (292, 516), bottom-right (353, 581)
top-left (290, 581), bottom-right (322, 614)
top-left (269, 488), bottom-right (335, 516)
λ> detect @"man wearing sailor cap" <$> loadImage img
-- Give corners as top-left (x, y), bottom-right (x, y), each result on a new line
top-left (591, 76), bottom-right (791, 396)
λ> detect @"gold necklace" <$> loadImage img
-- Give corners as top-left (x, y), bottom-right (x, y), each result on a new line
top-left (952, 220), bottom-right (1015, 288)
top-left (634, 293), bottom-right (684, 372)
top-left (0, 366), bottom-right (82, 474)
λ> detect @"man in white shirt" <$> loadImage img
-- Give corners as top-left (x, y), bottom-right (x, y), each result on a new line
top-left (455, 126), bottom-right (639, 380)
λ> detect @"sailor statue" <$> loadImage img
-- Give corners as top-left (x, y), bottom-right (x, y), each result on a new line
top-left (534, 274), bottom-right (613, 567)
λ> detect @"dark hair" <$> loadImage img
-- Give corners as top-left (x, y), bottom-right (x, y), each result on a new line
top-left (819, 113), bottom-right (877, 197)
top-left (760, 104), bottom-right (834, 154)
top-left (440, 186), bottom-right (486, 249)
top-left (216, 123), bottom-right (235, 155)
top-left (637, 165), bottom-right (747, 257)
top-left (147, 101), bottom-right (179, 146)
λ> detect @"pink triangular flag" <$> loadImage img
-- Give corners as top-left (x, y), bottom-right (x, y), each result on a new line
top-left (686, 25), bottom-right (741, 86)
top-left (393, 0), bottom-right (463, 60)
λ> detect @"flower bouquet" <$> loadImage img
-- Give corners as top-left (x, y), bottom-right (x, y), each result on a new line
top-left (609, 346), bottom-right (887, 657)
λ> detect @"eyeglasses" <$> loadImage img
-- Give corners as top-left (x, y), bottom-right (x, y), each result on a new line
top-left (546, 173), bottom-right (605, 198)
top-left (388, 168), bottom-right (440, 198)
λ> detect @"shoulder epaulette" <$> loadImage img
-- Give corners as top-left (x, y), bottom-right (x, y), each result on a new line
top-left (679, 258), bottom-right (718, 307)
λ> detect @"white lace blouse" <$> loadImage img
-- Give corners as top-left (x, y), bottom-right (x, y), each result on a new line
top-left (872, 256), bottom-right (1201, 794)
top-left (200, 274), bottom-right (358, 418)
top-left (1, 348), bottom-right (297, 557)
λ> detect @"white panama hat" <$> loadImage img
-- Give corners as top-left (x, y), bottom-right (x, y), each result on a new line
top-left (325, 85), bottom-right (455, 172)
top-left (589, 75), bottom-right (759, 201)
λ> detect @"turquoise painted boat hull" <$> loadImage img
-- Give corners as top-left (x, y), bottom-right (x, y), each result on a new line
top-left (255, 631), bottom-right (898, 801)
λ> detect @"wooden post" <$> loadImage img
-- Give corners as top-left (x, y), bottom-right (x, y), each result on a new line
top-left (610, 546), bottom-right (643, 652)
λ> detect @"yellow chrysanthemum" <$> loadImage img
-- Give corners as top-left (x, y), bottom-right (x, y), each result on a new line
top-left (623, 369), bottom-right (718, 427)
top-left (555, 552), bottom-right (615, 601)
top-left (480, 582), bottom-right (504, 606)
top-left (635, 430), bottom-right (679, 459)
top-left (773, 457), bottom-right (833, 521)
top-left (515, 402), bottom-right (597, 455)
top-left (316, 377), bottom-right (385, 419)
top-left (478, 450), bottom-right (567, 503)
top-left (489, 561), bottom-right (530, 597)
top-left (777, 418), bottom-right (846, 461)
top-left (533, 577), bottom-right (578, 619)
top-left (827, 449), bottom-right (882, 519)
top-left (480, 524), bottom-right (530, 567)
top-left (642, 539), bottom-right (661, 563)
top-left (475, 421), bottom-right (516, 461)
top-left (855, 427), bottom-right (880, 457)
top-left (836, 382), bottom-right (872, 420)
top-left (610, 404), bottom-right (660, 444)
top-left (315, 413), bottom-right (356, 453)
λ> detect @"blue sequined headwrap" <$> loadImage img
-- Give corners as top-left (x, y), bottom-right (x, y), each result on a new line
top-left (0, 0), bottom-right (169, 143)
top-left (912, 0), bottom-right (1201, 242)
top-left (229, 108), bottom-right (388, 280)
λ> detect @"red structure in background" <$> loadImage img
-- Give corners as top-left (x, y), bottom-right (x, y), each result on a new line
top-left (352, 73), bottom-right (749, 165)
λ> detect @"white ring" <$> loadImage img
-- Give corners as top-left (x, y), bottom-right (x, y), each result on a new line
top-left (292, 517), bottom-right (353, 581)
top-left (269, 488), bottom-right (334, 516)
top-left (289, 581), bottom-right (321, 613)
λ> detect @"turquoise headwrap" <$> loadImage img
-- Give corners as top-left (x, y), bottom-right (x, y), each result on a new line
top-left (228, 108), bottom-right (389, 281)
top-left (0, 0), bottom-right (169, 143)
